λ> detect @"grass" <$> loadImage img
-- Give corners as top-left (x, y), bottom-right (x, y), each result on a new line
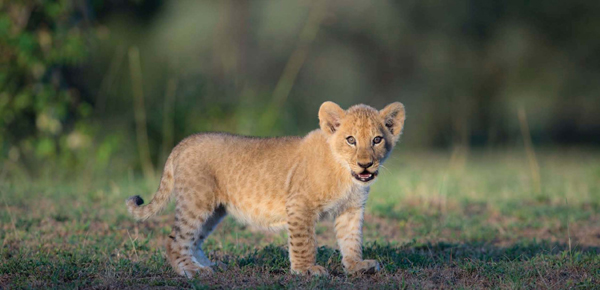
top-left (1, 149), bottom-right (600, 289)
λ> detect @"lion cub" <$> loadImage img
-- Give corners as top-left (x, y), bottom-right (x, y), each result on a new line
top-left (126, 101), bottom-right (405, 277)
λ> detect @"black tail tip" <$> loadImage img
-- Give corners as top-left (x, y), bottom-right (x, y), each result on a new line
top-left (129, 195), bottom-right (144, 206)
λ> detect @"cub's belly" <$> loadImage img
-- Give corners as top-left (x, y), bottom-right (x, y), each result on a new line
top-left (224, 201), bottom-right (288, 231)
top-left (218, 171), bottom-right (289, 230)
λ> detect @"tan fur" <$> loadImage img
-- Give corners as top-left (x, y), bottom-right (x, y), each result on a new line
top-left (126, 101), bottom-right (406, 277)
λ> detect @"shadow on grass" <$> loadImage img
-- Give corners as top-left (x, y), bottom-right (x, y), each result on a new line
top-left (225, 240), bottom-right (600, 275)
top-left (364, 240), bottom-right (600, 272)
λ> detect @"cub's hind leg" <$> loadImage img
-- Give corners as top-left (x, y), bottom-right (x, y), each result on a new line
top-left (166, 180), bottom-right (218, 277)
top-left (193, 205), bottom-right (227, 267)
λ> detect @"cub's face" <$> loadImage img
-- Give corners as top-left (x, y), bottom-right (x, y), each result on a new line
top-left (319, 102), bottom-right (405, 186)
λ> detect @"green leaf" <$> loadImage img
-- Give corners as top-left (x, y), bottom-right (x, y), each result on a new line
top-left (35, 138), bottom-right (56, 158)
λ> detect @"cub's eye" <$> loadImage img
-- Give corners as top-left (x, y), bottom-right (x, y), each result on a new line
top-left (346, 136), bottom-right (356, 145)
top-left (373, 136), bottom-right (383, 144)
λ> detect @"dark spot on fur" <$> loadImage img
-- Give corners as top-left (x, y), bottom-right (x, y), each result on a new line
top-left (130, 195), bottom-right (144, 206)
top-left (386, 119), bottom-right (395, 133)
top-left (329, 125), bottom-right (336, 133)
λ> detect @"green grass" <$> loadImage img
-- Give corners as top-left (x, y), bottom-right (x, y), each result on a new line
top-left (2, 149), bottom-right (600, 289)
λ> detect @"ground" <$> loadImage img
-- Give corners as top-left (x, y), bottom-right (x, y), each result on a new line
top-left (1, 149), bottom-right (600, 289)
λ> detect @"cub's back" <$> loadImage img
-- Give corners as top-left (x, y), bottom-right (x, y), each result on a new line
top-left (171, 133), bottom-right (303, 193)
top-left (176, 132), bottom-right (302, 162)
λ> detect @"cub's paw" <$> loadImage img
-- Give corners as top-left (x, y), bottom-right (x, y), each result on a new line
top-left (292, 265), bottom-right (329, 277)
top-left (307, 265), bottom-right (329, 277)
top-left (180, 264), bottom-right (214, 278)
top-left (346, 259), bottom-right (381, 275)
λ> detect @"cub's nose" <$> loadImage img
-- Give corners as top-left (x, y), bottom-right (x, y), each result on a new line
top-left (357, 161), bottom-right (373, 169)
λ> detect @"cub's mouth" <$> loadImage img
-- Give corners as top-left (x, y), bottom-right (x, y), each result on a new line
top-left (351, 170), bottom-right (378, 182)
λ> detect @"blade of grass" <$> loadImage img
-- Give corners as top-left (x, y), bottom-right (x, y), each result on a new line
top-left (260, 1), bottom-right (327, 130)
top-left (128, 46), bottom-right (156, 183)
top-left (160, 77), bottom-right (178, 166)
top-left (518, 106), bottom-right (541, 194)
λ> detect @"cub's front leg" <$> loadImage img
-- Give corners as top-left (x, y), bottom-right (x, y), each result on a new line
top-left (285, 201), bottom-right (328, 276)
top-left (335, 206), bottom-right (381, 274)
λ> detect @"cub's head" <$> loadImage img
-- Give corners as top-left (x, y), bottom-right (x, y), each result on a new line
top-left (319, 101), bottom-right (405, 186)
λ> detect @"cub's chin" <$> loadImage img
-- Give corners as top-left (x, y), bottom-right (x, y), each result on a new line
top-left (351, 170), bottom-right (378, 184)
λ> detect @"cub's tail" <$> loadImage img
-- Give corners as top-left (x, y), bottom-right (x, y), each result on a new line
top-left (126, 154), bottom-right (175, 221)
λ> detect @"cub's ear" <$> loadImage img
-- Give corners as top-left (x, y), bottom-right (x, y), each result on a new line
top-left (319, 101), bottom-right (345, 135)
top-left (380, 102), bottom-right (406, 140)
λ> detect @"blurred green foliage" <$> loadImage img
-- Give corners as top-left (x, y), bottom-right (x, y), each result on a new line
top-left (0, 1), bottom-right (90, 165)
